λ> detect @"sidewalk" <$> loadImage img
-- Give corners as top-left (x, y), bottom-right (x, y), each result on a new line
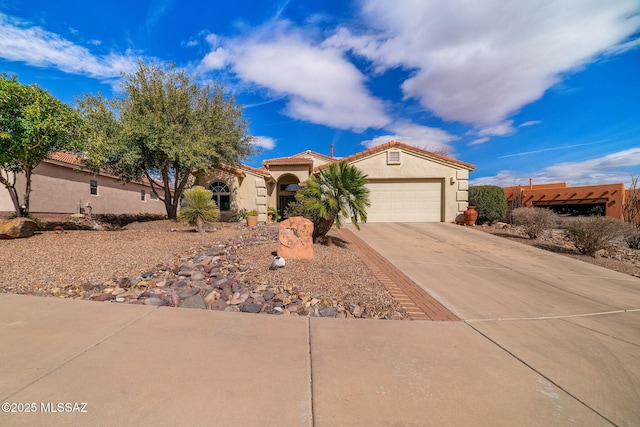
top-left (2, 222), bottom-right (639, 426)
top-left (0, 293), bottom-right (612, 426)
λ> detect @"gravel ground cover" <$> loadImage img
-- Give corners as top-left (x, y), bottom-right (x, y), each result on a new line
top-left (0, 220), bottom-right (407, 319)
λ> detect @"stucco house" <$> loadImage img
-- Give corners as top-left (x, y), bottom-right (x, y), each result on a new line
top-left (195, 141), bottom-right (476, 224)
top-left (503, 180), bottom-right (631, 220)
top-left (1, 141), bottom-right (476, 223)
top-left (0, 151), bottom-right (166, 218)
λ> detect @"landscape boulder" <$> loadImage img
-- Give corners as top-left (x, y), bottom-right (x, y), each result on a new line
top-left (277, 216), bottom-right (314, 259)
top-left (0, 218), bottom-right (37, 239)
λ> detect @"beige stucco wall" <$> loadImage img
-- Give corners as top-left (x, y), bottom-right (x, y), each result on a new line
top-left (1, 162), bottom-right (166, 215)
top-left (266, 164), bottom-right (311, 184)
top-left (196, 169), bottom-right (269, 223)
top-left (348, 148), bottom-right (471, 222)
top-left (297, 152), bottom-right (333, 169)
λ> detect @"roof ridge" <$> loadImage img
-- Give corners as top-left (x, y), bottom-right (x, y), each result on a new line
top-left (314, 140), bottom-right (476, 172)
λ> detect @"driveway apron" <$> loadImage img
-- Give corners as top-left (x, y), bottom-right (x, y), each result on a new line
top-left (349, 222), bottom-right (640, 426)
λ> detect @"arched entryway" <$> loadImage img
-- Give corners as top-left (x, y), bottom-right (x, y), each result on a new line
top-left (277, 175), bottom-right (301, 219)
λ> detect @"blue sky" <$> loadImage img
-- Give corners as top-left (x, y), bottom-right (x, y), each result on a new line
top-left (1, 0), bottom-right (639, 187)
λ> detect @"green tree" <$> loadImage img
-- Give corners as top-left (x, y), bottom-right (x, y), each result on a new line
top-left (468, 185), bottom-right (507, 224)
top-left (296, 161), bottom-right (370, 241)
top-left (0, 75), bottom-right (85, 216)
top-left (78, 61), bottom-right (255, 219)
top-left (178, 186), bottom-right (219, 232)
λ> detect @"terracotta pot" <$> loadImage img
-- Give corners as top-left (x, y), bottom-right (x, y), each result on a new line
top-left (246, 215), bottom-right (258, 227)
top-left (463, 206), bottom-right (478, 226)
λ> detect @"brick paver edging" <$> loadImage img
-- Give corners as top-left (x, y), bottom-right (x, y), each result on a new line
top-left (336, 229), bottom-right (459, 321)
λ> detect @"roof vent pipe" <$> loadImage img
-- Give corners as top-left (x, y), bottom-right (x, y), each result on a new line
top-left (330, 144), bottom-right (334, 158)
top-left (529, 178), bottom-right (533, 190)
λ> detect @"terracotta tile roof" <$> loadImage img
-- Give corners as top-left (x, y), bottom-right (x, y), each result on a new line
top-left (219, 162), bottom-right (270, 177)
top-left (47, 151), bottom-right (83, 166)
top-left (314, 140), bottom-right (476, 172)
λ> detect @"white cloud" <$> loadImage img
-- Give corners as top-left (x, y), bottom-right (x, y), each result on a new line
top-left (347, 0), bottom-right (640, 126)
top-left (469, 137), bottom-right (490, 146)
top-left (519, 120), bottom-right (542, 128)
top-left (252, 136), bottom-right (276, 150)
top-left (0, 13), bottom-right (138, 79)
top-left (197, 21), bottom-right (391, 131)
top-left (477, 121), bottom-right (516, 137)
top-left (361, 121), bottom-right (456, 152)
top-left (472, 147), bottom-right (640, 187)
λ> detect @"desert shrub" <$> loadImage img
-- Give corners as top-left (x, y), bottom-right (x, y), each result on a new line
top-left (623, 223), bottom-right (640, 249)
top-left (468, 185), bottom-right (507, 224)
top-left (283, 200), bottom-right (315, 220)
top-left (511, 207), bottom-right (559, 239)
top-left (178, 186), bottom-right (219, 232)
top-left (93, 213), bottom-right (167, 226)
top-left (563, 216), bottom-right (626, 256)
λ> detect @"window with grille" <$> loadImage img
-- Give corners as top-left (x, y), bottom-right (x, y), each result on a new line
top-left (90, 180), bottom-right (98, 196)
top-left (209, 182), bottom-right (231, 211)
top-left (141, 190), bottom-right (146, 201)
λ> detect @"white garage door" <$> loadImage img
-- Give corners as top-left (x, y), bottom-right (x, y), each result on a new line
top-left (366, 180), bottom-right (442, 222)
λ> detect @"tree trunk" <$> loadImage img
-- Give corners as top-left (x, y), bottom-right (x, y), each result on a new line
top-left (196, 216), bottom-right (204, 233)
top-left (166, 201), bottom-right (177, 220)
top-left (313, 216), bottom-right (335, 242)
top-left (23, 166), bottom-right (32, 217)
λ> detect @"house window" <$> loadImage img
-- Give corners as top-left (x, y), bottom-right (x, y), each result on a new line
top-left (387, 151), bottom-right (401, 165)
top-left (150, 191), bottom-right (158, 200)
top-left (90, 180), bottom-right (98, 196)
top-left (209, 181), bottom-right (231, 211)
top-left (141, 190), bottom-right (146, 201)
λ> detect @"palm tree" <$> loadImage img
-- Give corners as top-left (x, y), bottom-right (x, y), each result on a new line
top-left (178, 186), bottom-right (219, 232)
top-left (296, 161), bottom-right (370, 241)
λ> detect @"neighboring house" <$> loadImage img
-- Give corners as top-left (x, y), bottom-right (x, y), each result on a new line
top-left (0, 151), bottom-right (166, 218)
top-left (503, 180), bottom-right (629, 220)
top-left (196, 140), bottom-right (476, 224)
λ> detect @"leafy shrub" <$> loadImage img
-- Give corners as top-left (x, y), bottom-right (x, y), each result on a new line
top-left (178, 186), bottom-right (219, 232)
top-left (511, 207), bottom-right (559, 239)
top-left (468, 185), bottom-right (507, 224)
top-left (564, 216), bottom-right (626, 256)
top-left (268, 206), bottom-right (279, 222)
top-left (283, 200), bottom-right (315, 220)
top-left (230, 208), bottom-right (246, 222)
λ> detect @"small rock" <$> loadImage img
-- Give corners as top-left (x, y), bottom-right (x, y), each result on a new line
top-left (210, 299), bottom-right (228, 311)
top-left (263, 290), bottom-right (275, 301)
top-left (177, 287), bottom-right (200, 299)
top-left (241, 304), bottom-right (262, 313)
top-left (93, 293), bottom-right (114, 302)
top-left (180, 295), bottom-right (207, 309)
top-left (190, 272), bottom-right (206, 281)
top-left (319, 307), bottom-right (339, 317)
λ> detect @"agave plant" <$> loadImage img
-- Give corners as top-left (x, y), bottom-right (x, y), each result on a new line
top-left (296, 160), bottom-right (370, 241)
top-left (178, 186), bottom-right (219, 232)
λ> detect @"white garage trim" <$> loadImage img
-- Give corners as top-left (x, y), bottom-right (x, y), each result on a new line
top-left (366, 179), bottom-right (443, 223)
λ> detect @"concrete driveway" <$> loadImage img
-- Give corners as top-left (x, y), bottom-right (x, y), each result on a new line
top-left (351, 222), bottom-right (640, 426)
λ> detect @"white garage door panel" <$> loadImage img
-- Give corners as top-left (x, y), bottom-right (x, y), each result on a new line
top-left (367, 180), bottom-right (442, 222)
